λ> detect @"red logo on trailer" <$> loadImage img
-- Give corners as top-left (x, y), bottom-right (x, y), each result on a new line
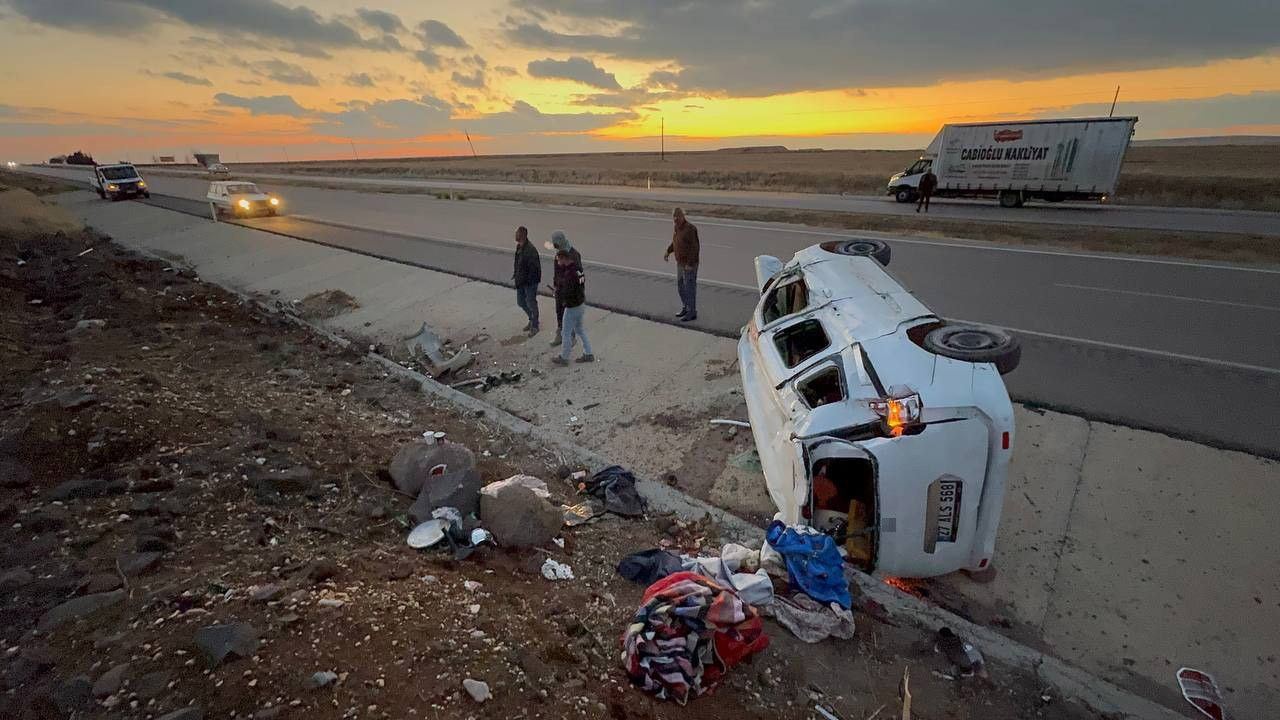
top-left (993, 129), bottom-right (1023, 142)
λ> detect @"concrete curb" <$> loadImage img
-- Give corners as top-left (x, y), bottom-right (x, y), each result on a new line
top-left (106, 225), bottom-right (1183, 720)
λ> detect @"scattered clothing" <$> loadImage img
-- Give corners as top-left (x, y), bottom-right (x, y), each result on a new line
top-left (582, 465), bottom-right (646, 516)
top-left (682, 543), bottom-right (773, 606)
top-left (617, 549), bottom-right (684, 585)
top-left (765, 521), bottom-right (851, 609)
top-left (541, 558), bottom-right (574, 581)
top-left (480, 474), bottom-right (550, 499)
top-left (764, 593), bottom-right (856, 644)
top-left (622, 571), bottom-right (769, 705)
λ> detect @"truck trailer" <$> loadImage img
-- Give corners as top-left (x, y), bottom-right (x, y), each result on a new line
top-left (887, 116), bottom-right (1137, 207)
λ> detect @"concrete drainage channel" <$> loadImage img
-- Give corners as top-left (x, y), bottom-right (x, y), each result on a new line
top-left (108, 215), bottom-right (1184, 720)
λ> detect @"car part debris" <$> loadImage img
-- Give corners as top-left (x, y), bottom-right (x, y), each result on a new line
top-left (450, 371), bottom-right (522, 392)
top-left (1177, 667), bottom-right (1226, 720)
top-left (708, 419), bottom-right (751, 428)
top-left (405, 322), bottom-right (475, 377)
top-left (407, 519), bottom-right (449, 549)
top-left (541, 558), bottom-right (574, 580)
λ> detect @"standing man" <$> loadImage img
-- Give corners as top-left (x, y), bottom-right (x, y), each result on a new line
top-left (545, 230), bottom-right (582, 348)
top-left (552, 246), bottom-right (594, 365)
top-left (917, 167), bottom-right (938, 213)
top-left (512, 226), bottom-right (541, 336)
top-left (663, 207), bottom-right (700, 322)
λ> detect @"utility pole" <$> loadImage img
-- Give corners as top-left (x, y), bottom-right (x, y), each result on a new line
top-left (1108, 86), bottom-right (1120, 117)
top-left (464, 129), bottom-right (477, 158)
top-left (349, 139), bottom-right (360, 161)
top-left (660, 116), bottom-right (665, 162)
top-left (281, 146), bottom-right (290, 163)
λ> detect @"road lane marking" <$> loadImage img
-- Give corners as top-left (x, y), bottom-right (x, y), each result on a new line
top-left (1055, 283), bottom-right (1280, 312)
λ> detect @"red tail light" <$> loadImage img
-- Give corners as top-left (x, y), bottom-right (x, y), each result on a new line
top-left (1001, 432), bottom-right (1010, 450)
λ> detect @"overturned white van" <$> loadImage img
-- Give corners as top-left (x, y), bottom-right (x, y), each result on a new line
top-left (738, 240), bottom-right (1019, 578)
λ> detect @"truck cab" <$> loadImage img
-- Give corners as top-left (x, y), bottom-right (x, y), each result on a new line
top-left (739, 240), bottom-right (1019, 578)
top-left (887, 157), bottom-right (933, 203)
top-left (90, 164), bottom-right (149, 201)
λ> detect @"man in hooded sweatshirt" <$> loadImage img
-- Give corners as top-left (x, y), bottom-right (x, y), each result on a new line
top-left (663, 207), bottom-right (700, 322)
top-left (512, 226), bottom-right (541, 335)
top-left (545, 230), bottom-right (582, 347)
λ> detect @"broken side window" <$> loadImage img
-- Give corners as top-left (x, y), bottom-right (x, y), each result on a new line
top-left (797, 365), bottom-right (844, 408)
top-left (773, 318), bottom-right (830, 369)
top-left (761, 276), bottom-right (810, 326)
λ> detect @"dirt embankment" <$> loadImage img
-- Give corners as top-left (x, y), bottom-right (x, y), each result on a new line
top-left (0, 202), bottom-right (1099, 719)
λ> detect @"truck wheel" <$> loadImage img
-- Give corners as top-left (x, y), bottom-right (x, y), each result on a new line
top-left (923, 324), bottom-right (1021, 375)
top-left (820, 238), bottom-right (891, 267)
top-left (894, 188), bottom-right (915, 203)
top-left (998, 191), bottom-right (1023, 208)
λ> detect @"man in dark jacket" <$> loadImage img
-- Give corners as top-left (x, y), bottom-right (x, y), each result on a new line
top-left (917, 169), bottom-right (938, 213)
top-left (551, 246), bottom-right (594, 365)
top-left (512, 226), bottom-right (541, 335)
top-left (663, 207), bottom-right (700, 321)
top-left (545, 230), bottom-right (582, 347)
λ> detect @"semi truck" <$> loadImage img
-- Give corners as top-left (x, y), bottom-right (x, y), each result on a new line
top-left (887, 116), bottom-right (1138, 208)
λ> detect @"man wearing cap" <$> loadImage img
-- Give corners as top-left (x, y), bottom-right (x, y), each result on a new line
top-left (545, 230), bottom-right (582, 347)
top-left (663, 208), bottom-right (700, 322)
top-left (512, 226), bottom-right (541, 336)
top-left (552, 247), bottom-right (594, 365)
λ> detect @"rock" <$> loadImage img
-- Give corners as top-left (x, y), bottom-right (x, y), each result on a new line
top-left (0, 458), bottom-right (33, 488)
top-left (55, 388), bottom-right (97, 410)
top-left (136, 534), bottom-right (172, 552)
top-left (117, 551), bottom-right (162, 576)
top-left (23, 508), bottom-right (67, 533)
top-left (511, 649), bottom-right (552, 683)
top-left (317, 598), bottom-right (344, 609)
top-left (389, 442), bottom-right (482, 517)
top-left (250, 583), bottom-right (286, 602)
top-left (70, 319), bottom-right (107, 333)
top-left (38, 590), bottom-right (126, 631)
top-left (54, 675), bottom-right (93, 712)
top-left (462, 678), bottom-right (491, 703)
top-left (3, 535), bottom-right (59, 565)
top-left (155, 707), bottom-right (203, 720)
top-left (81, 572), bottom-right (123, 594)
top-left (0, 567), bottom-right (34, 591)
top-left (194, 622), bottom-right (260, 667)
top-left (308, 670), bottom-right (338, 689)
top-left (134, 670), bottom-right (172, 699)
top-left (255, 467), bottom-right (316, 497)
top-left (306, 559), bottom-right (339, 583)
top-left (47, 478), bottom-right (123, 501)
top-left (92, 662), bottom-right (130, 697)
top-left (264, 425), bottom-right (302, 443)
top-left (132, 476), bottom-right (176, 493)
top-left (480, 483), bottom-right (561, 548)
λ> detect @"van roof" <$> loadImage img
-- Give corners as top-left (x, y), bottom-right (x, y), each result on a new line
top-left (789, 245), bottom-right (934, 342)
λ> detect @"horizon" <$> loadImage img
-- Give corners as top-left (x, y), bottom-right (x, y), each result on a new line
top-left (2, 1), bottom-right (1278, 163)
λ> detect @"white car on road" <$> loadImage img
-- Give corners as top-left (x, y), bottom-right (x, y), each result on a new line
top-left (90, 163), bottom-right (149, 200)
top-left (206, 181), bottom-right (281, 218)
top-left (739, 239), bottom-right (1019, 578)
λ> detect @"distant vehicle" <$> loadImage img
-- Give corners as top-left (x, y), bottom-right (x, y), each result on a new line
top-left (207, 163), bottom-right (231, 178)
top-left (739, 240), bottom-right (1018, 578)
top-left (5, 161), bottom-right (16, 168)
top-left (90, 163), bottom-right (150, 200)
top-left (887, 116), bottom-right (1138, 207)
top-left (206, 181), bottom-right (280, 217)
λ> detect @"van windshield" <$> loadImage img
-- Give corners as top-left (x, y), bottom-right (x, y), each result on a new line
top-left (99, 166), bottom-right (138, 180)
top-left (906, 159), bottom-right (932, 175)
top-left (225, 183), bottom-right (259, 194)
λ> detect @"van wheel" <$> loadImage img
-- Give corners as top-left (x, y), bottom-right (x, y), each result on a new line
top-left (999, 191), bottom-right (1023, 208)
top-left (923, 324), bottom-right (1021, 375)
top-left (820, 238), bottom-right (891, 267)
top-left (894, 188), bottom-right (915, 203)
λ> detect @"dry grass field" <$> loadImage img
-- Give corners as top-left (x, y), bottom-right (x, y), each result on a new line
top-left (228, 144), bottom-right (1280, 211)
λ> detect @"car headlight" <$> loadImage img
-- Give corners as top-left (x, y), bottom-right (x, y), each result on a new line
top-left (269, 197), bottom-right (280, 206)
top-left (106, 184), bottom-right (118, 191)
top-left (137, 180), bottom-right (146, 188)
top-left (237, 199), bottom-right (250, 209)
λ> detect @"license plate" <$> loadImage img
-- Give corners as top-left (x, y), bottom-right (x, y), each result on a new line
top-left (923, 476), bottom-right (963, 553)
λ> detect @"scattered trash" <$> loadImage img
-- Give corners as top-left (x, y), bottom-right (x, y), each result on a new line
top-left (622, 571), bottom-right (768, 705)
top-left (581, 465), bottom-right (646, 517)
top-left (317, 598), bottom-right (344, 609)
top-left (431, 506), bottom-right (462, 526)
top-left (900, 666), bottom-right (913, 720)
top-left (541, 558), bottom-right (574, 581)
top-left (682, 544), bottom-right (774, 606)
top-left (708, 418), bottom-right (751, 428)
top-left (308, 671), bottom-right (338, 689)
top-left (562, 498), bottom-right (606, 526)
top-left (765, 593), bottom-right (855, 643)
top-left (813, 704), bottom-right (842, 720)
top-left (462, 678), bottom-right (491, 703)
top-left (552, 537), bottom-right (564, 548)
top-left (480, 474), bottom-right (550, 499)
top-left (450, 371), bottom-right (522, 392)
top-left (935, 627), bottom-right (986, 678)
top-left (1177, 667), bottom-right (1226, 720)
top-left (406, 519), bottom-right (449, 549)
top-left (467, 603), bottom-right (480, 614)
top-left (469, 528), bottom-right (495, 546)
top-left (765, 521), bottom-right (851, 609)
top-left (405, 322), bottom-right (474, 377)
top-left (463, 580), bottom-right (482, 592)
top-left (617, 549), bottom-right (684, 585)
top-left (420, 430), bottom-right (446, 444)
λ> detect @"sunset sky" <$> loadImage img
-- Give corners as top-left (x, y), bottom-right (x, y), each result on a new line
top-left (1, 0), bottom-right (1278, 162)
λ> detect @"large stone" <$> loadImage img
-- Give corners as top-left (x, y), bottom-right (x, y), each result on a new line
top-left (156, 707), bottom-right (203, 720)
top-left (480, 483), bottom-right (562, 548)
top-left (390, 442), bottom-right (481, 518)
top-left (194, 623), bottom-right (259, 667)
top-left (134, 670), bottom-right (172, 699)
top-left (47, 478), bottom-right (124, 501)
top-left (38, 590), bottom-right (126, 631)
top-left (117, 551), bottom-right (162, 577)
top-left (0, 458), bottom-right (32, 489)
top-left (54, 675), bottom-right (93, 713)
top-left (92, 662), bottom-right (130, 697)
top-left (0, 567), bottom-right (34, 591)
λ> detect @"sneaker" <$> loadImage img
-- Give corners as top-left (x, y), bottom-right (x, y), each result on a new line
top-left (549, 332), bottom-right (562, 347)
top-left (576, 354), bottom-right (595, 364)
top-left (551, 356), bottom-right (569, 366)
top-left (675, 309), bottom-right (688, 318)
top-left (680, 313), bottom-right (697, 322)
top-left (527, 325), bottom-right (539, 336)
top-left (521, 322), bottom-right (532, 331)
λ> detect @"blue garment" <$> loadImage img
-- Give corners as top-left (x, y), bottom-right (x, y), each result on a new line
top-left (676, 264), bottom-right (698, 315)
top-left (765, 520), bottom-right (851, 609)
top-left (516, 282), bottom-right (539, 328)
top-left (560, 304), bottom-right (592, 359)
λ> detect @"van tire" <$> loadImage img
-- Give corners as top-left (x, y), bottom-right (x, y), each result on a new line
top-left (820, 238), bottom-right (891, 267)
top-left (999, 190), bottom-right (1023, 208)
top-left (923, 324), bottom-right (1021, 375)
top-left (894, 187), bottom-right (915, 203)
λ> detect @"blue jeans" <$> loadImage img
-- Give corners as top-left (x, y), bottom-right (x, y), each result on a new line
top-left (560, 304), bottom-right (592, 359)
top-left (516, 283), bottom-right (539, 328)
top-left (677, 265), bottom-right (698, 315)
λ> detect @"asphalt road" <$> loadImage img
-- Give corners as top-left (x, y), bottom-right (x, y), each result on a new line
top-left (22, 166), bottom-right (1280, 456)
top-left (139, 165), bottom-right (1280, 236)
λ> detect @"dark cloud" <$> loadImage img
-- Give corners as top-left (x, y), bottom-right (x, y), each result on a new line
top-left (527, 56), bottom-right (620, 90)
top-left (1038, 91), bottom-right (1280, 134)
top-left (314, 95), bottom-right (454, 138)
top-left (4, 0), bottom-right (156, 33)
top-left (469, 100), bottom-right (634, 135)
top-left (414, 49), bottom-right (443, 69)
top-left (355, 7), bottom-right (403, 34)
top-left (451, 69), bottom-right (486, 90)
top-left (494, 65), bottom-right (520, 77)
top-left (149, 70), bottom-right (213, 86)
top-left (213, 92), bottom-right (311, 117)
top-left (573, 88), bottom-right (677, 108)
top-left (345, 72), bottom-right (375, 88)
top-left (508, 1), bottom-right (1280, 95)
top-left (418, 19), bottom-right (469, 49)
top-left (248, 58), bottom-right (319, 86)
